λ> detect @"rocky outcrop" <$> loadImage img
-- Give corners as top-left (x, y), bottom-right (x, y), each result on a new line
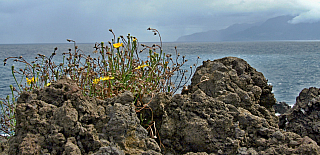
top-left (3, 57), bottom-right (320, 154)
top-left (189, 57), bottom-right (278, 126)
top-left (7, 77), bottom-right (161, 155)
top-left (279, 87), bottom-right (320, 145)
top-left (274, 102), bottom-right (291, 114)
top-left (147, 57), bottom-right (320, 154)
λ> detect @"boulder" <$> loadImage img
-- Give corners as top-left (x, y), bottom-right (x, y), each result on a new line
top-left (279, 87), bottom-right (320, 145)
top-left (148, 57), bottom-right (320, 154)
top-left (7, 77), bottom-right (161, 155)
top-left (189, 57), bottom-right (278, 126)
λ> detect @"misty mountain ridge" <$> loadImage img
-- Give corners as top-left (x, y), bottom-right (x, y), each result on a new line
top-left (176, 16), bottom-right (320, 42)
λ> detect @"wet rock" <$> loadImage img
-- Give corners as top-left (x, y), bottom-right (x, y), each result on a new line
top-left (273, 102), bottom-right (291, 114)
top-left (8, 77), bottom-right (161, 155)
top-left (279, 87), bottom-right (320, 145)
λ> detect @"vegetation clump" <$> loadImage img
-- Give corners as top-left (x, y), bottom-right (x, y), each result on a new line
top-left (1, 28), bottom-right (199, 139)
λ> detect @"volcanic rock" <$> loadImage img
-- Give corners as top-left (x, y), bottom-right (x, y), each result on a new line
top-left (279, 87), bottom-right (320, 145)
top-left (273, 102), bottom-right (291, 115)
top-left (148, 57), bottom-right (320, 154)
top-left (7, 77), bottom-right (161, 155)
top-left (3, 57), bottom-right (320, 155)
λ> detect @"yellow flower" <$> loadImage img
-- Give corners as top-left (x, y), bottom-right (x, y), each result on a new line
top-left (46, 83), bottom-right (51, 87)
top-left (93, 76), bottom-right (114, 84)
top-left (100, 76), bottom-right (114, 81)
top-left (133, 38), bottom-right (137, 42)
top-left (135, 64), bottom-right (149, 70)
top-left (26, 77), bottom-right (37, 85)
top-left (113, 43), bottom-right (123, 48)
top-left (92, 78), bottom-right (100, 84)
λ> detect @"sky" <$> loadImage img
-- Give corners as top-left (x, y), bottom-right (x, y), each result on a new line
top-left (0, 0), bottom-right (320, 44)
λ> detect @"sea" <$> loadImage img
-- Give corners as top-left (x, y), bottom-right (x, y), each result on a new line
top-left (1, 41), bottom-right (320, 107)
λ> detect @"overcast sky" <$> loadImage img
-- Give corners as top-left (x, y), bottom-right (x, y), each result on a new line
top-left (1, 0), bottom-right (320, 44)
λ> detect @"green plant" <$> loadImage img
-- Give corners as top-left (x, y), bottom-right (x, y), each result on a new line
top-left (2, 28), bottom-right (199, 141)
top-left (0, 85), bottom-right (16, 138)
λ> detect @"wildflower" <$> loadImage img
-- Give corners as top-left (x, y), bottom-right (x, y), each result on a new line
top-left (113, 43), bottom-right (123, 48)
top-left (46, 83), bottom-right (51, 87)
top-left (93, 76), bottom-right (114, 84)
top-left (100, 76), bottom-right (114, 81)
top-left (26, 77), bottom-right (37, 85)
top-left (92, 78), bottom-right (100, 84)
top-left (135, 64), bottom-right (149, 69)
top-left (133, 38), bottom-right (137, 42)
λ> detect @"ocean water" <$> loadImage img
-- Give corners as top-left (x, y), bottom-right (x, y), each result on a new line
top-left (1, 41), bottom-right (320, 106)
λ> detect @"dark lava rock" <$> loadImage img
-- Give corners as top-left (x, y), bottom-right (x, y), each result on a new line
top-left (273, 102), bottom-right (291, 114)
top-left (4, 57), bottom-right (320, 155)
top-left (279, 87), bottom-right (320, 145)
top-left (148, 57), bottom-right (320, 154)
top-left (7, 77), bottom-right (161, 155)
top-left (189, 57), bottom-right (278, 127)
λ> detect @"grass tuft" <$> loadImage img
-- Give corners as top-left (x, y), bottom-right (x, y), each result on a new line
top-left (1, 28), bottom-right (200, 140)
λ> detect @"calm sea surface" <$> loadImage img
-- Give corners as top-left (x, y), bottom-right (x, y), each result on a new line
top-left (1, 41), bottom-right (320, 106)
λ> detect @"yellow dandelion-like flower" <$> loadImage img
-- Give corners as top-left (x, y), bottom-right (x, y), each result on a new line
top-left (26, 77), bottom-right (37, 85)
top-left (46, 83), bottom-right (51, 87)
top-left (133, 38), bottom-right (137, 42)
top-left (93, 76), bottom-right (114, 84)
top-left (100, 76), bottom-right (114, 81)
top-left (113, 43), bottom-right (123, 48)
top-left (92, 78), bottom-right (100, 84)
top-left (135, 64), bottom-right (149, 70)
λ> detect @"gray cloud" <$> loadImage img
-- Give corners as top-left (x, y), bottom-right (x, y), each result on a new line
top-left (0, 0), bottom-right (319, 44)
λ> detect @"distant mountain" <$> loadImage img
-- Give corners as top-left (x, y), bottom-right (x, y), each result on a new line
top-left (176, 16), bottom-right (320, 42)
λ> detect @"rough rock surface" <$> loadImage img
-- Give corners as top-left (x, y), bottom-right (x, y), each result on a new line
top-left (2, 57), bottom-right (320, 155)
top-left (7, 77), bottom-right (161, 155)
top-left (274, 102), bottom-right (291, 114)
top-left (148, 57), bottom-right (320, 154)
top-left (189, 57), bottom-right (278, 127)
top-left (0, 137), bottom-right (8, 155)
top-left (279, 87), bottom-right (320, 145)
